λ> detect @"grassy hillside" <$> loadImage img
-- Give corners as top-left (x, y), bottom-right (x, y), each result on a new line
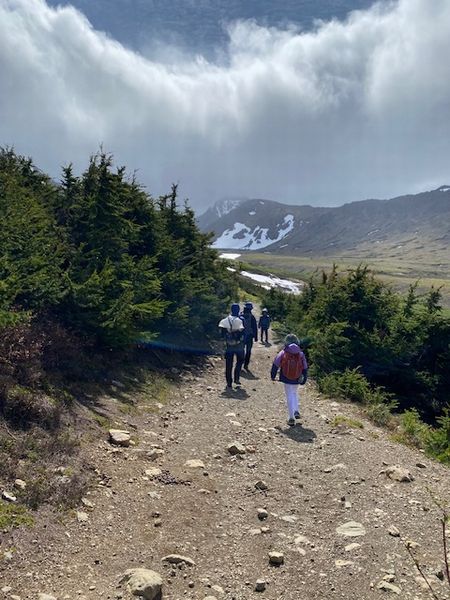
top-left (245, 248), bottom-right (450, 307)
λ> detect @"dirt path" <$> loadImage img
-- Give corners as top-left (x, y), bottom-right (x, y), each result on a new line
top-left (2, 339), bottom-right (450, 600)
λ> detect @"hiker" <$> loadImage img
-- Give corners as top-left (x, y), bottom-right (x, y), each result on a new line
top-left (241, 301), bottom-right (258, 371)
top-left (271, 334), bottom-right (308, 426)
top-left (258, 307), bottom-right (271, 344)
top-left (218, 303), bottom-right (245, 388)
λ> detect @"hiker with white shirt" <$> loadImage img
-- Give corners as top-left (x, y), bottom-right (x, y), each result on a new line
top-left (219, 303), bottom-right (245, 389)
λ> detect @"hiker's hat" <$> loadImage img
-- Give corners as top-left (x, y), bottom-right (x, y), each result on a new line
top-left (244, 301), bottom-right (253, 310)
top-left (262, 307), bottom-right (268, 312)
top-left (231, 303), bottom-right (240, 316)
top-left (285, 333), bottom-right (299, 345)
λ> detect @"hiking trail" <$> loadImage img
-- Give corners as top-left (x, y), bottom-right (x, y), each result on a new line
top-left (2, 340), bottom-right (450, 600)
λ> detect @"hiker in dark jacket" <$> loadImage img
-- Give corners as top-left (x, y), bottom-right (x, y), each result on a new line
top-left (241, 301), bottom-right (258, 370)
top-left (219, 303), bottom-right (245, 388)
top-left (271, 334), bottom-right (308, 426)
top-left (258, 308), bottom-right (271, 344)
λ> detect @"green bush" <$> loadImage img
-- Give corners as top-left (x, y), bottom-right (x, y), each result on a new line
top-left (398, 409), bottom-right (430, 448)
top-left (426, 411), bottom-right (450, 464)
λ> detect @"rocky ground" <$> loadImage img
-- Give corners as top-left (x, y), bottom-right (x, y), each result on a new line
top-left (1, 339), bottom-right (450, 600)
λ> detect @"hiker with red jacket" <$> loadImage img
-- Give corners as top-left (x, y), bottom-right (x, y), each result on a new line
top-left (271, 334), bottom-right (308, 426)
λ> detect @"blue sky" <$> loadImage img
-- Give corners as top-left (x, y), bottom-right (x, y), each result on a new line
top-left (1, 0), bottom-right (450, 210)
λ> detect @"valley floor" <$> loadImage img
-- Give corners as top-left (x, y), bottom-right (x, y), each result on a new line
top-left (1, 341), bottom-right (450, 600)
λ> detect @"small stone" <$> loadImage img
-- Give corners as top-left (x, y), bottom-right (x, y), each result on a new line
top-left (385, 465), bottom-right (414, 482)
top-left (162, 554), bottom-right (195, 566)
top-left (377, 581), bottom-right (401, 594)
top-left (211, 584), bottom-right (224, 593)
top-left (335, 560), bottom-right (354, 567)
top-left (228, 442), bottom-right (246, 455)
top-left (145, 468), bottom-right (162, 479)
top-left (14, 479), bottom-right (26, 490)
top-left (294, 535), bottom-right (310, 545)
top-left (147, 449), bottom-right (165, 460)
top-left (268, 551), bottom-right (284, 566)
top-left (257, 508), bottom-right (268, 521)
top-left (416, 462), bottom-right (427, 469)
top-left (1, 491), bottom-right (17, 503)
top-left (108, 429), bottom-right (131, 447)
top-left (388, 525), bottom-right (400, 537)
top-left (405, 540), bottom-right (420, 549)
top-left (280, 515), bottom-right (297, 523)
top-left (76, 511), bottom-right (89, 523)
top-left (345, 543), bottom-right (361, 552)
top-left (255, 480), bottom-right (268, 491)
top-left (383, 574), bottom-right (396, 583)
top-left (38, 595), bottom-right (57, 600)
top-left (81, 497), bottom-right (94, 509)
top-left (120, 568), bottom-right (163, 600)
top-left (1, 587), bottom-right (12, 593)
top-left (255, 579), bottom-right (266, 592)
top-left (184, 459), bottom-right (205, 469)
top-left (336, 521), bottom-right (366, 537)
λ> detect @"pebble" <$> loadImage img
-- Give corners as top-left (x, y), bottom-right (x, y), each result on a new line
top-left (255, 579), bottom-right (266, 592)
top-left (268, 551), bottom-right (284, 566)
top-left (257, 508), bottom-right (268, 521)
top-left (255, 480), bottom-right (268, 491)
top-left (162, 554), bottom-right (196, 566)
top-left (377, 581), bottom-right (402, 594)
top-left (228, 442), bottom-right (246, 456)
top-left (388, 525), bottom-right (400, 537)
top-left (1, 491), bottom-right (17, 503)
top-left (184, 459), bottom-right (205, 469)
top-left (336, 521), bottom-right (366, 537)
top-left (385, 465), bottom-right (414, 482)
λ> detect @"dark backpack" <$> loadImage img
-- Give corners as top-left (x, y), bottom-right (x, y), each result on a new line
top-left (243, 313), bottom-right (253, 337)
top-left (280, 351), bottom-right (302, 380)
top-left (225, 317), bottom-right (243, 347)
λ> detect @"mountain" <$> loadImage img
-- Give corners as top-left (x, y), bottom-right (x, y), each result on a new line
top-left (199, 187), bottom-right (450, 254)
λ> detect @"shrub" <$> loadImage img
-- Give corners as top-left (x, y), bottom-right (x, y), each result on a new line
top-left (397, 409), bottom-right (430, 449)
top-left (426, 410), bottom-right (450, 464)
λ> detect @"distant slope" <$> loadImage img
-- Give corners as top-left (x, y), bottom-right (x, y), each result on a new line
top-left (199, 198), bottom-right (330, 250)
top-left (199, 187), bottom-right (450, 255)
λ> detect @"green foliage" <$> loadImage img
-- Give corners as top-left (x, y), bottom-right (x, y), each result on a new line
top-left (396, 409), bottom-right (430, 448)
top-left (0, 501), bottom-right (34, 529)
top-left (278, 264), bottom-right (450, 459)
top-left (331, 415), bottom-right (364, 429)
top-left (426, 410), bottom-right (450, 464)
top-left (0, 149), bottom-right (235, 351)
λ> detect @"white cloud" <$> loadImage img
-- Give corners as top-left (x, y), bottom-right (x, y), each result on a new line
top-left (1, 0), bottom-right (450, 209)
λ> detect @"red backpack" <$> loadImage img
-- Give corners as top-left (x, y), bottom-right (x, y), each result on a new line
top-left (280, 351), bottom-right (303, 380)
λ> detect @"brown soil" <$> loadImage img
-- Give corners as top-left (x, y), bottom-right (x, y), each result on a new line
top-left (1, 340), bottom-right (450, 600)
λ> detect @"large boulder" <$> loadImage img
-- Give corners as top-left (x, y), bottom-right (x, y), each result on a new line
top-left (120, 568), bottom-right (163, 600)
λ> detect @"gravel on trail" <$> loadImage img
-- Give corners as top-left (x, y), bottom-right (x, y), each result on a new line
top-left (1, 339), bottom-right (450, 600)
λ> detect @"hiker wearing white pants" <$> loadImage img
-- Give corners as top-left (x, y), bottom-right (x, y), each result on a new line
top-left (271, 334), bottom-right (308, 427)
top-left (284, 384), bottom-right (300, 420)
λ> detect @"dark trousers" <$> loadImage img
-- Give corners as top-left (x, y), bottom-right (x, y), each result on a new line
top-left (225, 348), bottom-right (244, 386)
top-left (243, 336), bottom-right (254, 368)
top-left (261, 327), bottom-right (269, 343)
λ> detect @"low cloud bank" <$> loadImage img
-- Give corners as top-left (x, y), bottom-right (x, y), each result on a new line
top-left (1, 0), bottom-right (450, 209)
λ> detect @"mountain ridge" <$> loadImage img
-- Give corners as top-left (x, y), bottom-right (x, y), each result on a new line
top-left (199, 187), bottom-right (450, 254)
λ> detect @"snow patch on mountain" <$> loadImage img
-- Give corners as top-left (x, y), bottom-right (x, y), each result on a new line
top-left (212, 214), bottom-right (294, 249)
top-left (215, 199), bottom-right (242, 218)
top-left (240, 271), bottom-right (302, 294)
